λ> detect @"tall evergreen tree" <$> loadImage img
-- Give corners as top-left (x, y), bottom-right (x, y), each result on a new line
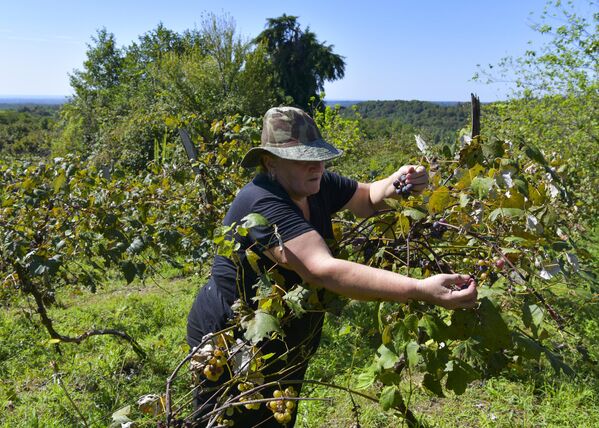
top-left (254, 15), bottom-right (345, 111)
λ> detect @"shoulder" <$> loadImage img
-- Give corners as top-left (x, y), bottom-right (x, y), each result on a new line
top-left (319, 170), bottom-right (358, 195)
top-left (224, 174), bottom-right (298, 225)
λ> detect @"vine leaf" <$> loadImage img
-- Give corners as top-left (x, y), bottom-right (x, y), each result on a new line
top-left (402, 207), bottom-right (427, 221)
top-left (242, 310), bottom-right (282, 345)
top-left (120, 261), bottom-right (137, 284)
top-left (355, 365), bottom-right (377, 390)
top-left (522, 303), bottom-right (545, 336)
top-left (377, 344), bottom-right (400, 369)
top-left (283, 285), bottom-right (310, 317)
top-left (379, 385), bottom-right (401, 411)
top-left (428, 186), bottom-right (452, 214)
top-left (445, 359), bottom-right (478, 395)
top-left (406, 341), bottom-right (420, 368)
top-left (241, 213), bottom-right (269, 229)
top-left (423, 373), bottom-right (445, 397)
top-left (489, 207), bottom-right (525, 222)
top-left (470, 176), bottom-right (495, 199)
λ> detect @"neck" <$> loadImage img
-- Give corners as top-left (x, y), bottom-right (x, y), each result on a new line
top-left (291, 195), bottom-right (309, 220)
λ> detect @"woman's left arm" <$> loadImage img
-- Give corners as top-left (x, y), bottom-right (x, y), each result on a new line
top-left (343, 165), bottom-right (429, 217)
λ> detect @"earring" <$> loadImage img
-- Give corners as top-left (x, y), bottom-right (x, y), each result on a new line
top-left (268, 170), bottom-right (276, 181)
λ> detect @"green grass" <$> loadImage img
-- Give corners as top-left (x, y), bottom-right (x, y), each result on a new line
top-left (2, 267), bottom-right (598, 427)
top-left (0, 274), bottom-right (202, 427)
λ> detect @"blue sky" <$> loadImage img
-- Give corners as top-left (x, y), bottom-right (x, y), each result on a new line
top-left (0, 0), bottom-right (588, 102)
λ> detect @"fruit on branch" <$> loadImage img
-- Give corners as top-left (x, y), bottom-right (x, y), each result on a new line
top-left (203, 364), bottom-right (224, 381)
top-left (268, 387), bottom-right (297, 425)
top-left (429, 219), bottom-right (448, 239)
top-left (393, 173), bottom-right (412, 197)
top-left (495, 258), bottom-right (506, 269)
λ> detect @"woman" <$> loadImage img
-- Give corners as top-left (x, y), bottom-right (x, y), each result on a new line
top-left (187, 106), bottom-right (477, 427)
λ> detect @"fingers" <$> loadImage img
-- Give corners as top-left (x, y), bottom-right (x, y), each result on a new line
top-left (452, 277), bottom-right (478, 308)
top-left (401, 165), bottom-right (428, 193)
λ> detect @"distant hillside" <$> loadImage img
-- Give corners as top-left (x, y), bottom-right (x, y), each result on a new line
top-left (0, 96), bottom-right (68, 109)
top-left (341, 99), bottom-right (471, 144)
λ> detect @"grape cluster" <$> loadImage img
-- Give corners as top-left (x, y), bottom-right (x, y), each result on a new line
top-left (463, 256), bottom-right (506, 285)
top-left (393, 174), bottom-right (413, 197)
top-left (267, 387), bottom-right (297, 425)
top-left (429, 220), bottom-right (448, 239)
top-left (202, 347), bottom-right (227, 381)
top-left (237, 382), bottom-right (263, 410)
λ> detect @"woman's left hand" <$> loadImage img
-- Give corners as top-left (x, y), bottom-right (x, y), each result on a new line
top-left (388, 165), bottom-right (429, 197)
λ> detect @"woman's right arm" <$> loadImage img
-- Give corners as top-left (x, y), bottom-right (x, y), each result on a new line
top-left (265, 230), bottom-right (477, 309)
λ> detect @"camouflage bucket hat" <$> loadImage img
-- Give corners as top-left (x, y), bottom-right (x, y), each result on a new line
top-left (240, 106), bottom-right (343, 168)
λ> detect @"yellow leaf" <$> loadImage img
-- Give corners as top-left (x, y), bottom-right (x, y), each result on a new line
top-left (428, 186), bottom-right (453, 214)
top-left (394, 213), bottom-right (410, 238)
top-left (245, 249), bottom-right (261, 274)
top-left (332, 222), bottom-right (343, 242)
top-left (503, 191), bottom-right (526, 209)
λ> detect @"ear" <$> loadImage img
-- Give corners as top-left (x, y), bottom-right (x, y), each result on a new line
top-left (262, 154), bottom-right (276, 171)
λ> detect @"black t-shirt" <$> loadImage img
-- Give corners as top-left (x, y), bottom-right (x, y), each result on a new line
top-left (186, 170), bottom-right (358, 348)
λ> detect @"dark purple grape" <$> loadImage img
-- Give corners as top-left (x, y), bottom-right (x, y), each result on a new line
top-left (400, 174), bottom-right (407, 182)
top-left (405, 183), bottom-right (413, 192)
top-left (393, 179), bottom-right (401, 188)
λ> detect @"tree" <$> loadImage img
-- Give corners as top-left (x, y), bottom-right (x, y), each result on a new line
top-left (58, 17), bottom-right (278, 170)
top-left (474, 0), bottom-right (598, 227)
top-left (254, 14), bottom-right (346, 111)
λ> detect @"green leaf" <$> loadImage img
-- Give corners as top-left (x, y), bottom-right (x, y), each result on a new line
top-left (477, 298), bottom-right (511, 350)
top-left (445, 359), bottom-right (477, 395)
top-left (283, 285), bottom-right (310, 317)
top-left (447, 310), bottom-right (477, 340)
top-left (522, 303), bottom-right (544, 335)
top-left (470, 176), bottom-right (495, 199)
top-left (402, 208), bottom-right (427, 221)
top-left (379, 385), bottom-right (401, 411)
top-left (109, 405), bottom-right (132, 427)
top-left (241, 213), bottom-right (269, 229)
top-left (544, 349), bottom-right (574, 376)
top-left (52, 172), bottom-right (66, 193)
top-left (423, 373), bottom-right (445, 397)
top-left (524, 145), bottom-right (547, 165)
top-left (513, 333), bottom-right (542, 360)
top-left (403, 314), bottom-right (419, 333)
top-left (482, 138), bottom-right (505, 159)
top-left (377, 344), bottom-right (399, 370)
top-left (242, 310), bottom-right (282, 345)
top-left (355, 366), bottom-right (377, 390)
top-left (120, 261), bottom-right (137, 284)
top-left (418, 314), bottom-right (447, 341)
top-left (489, 208), bottom-right (525, 222)
top-left (127, 236), bottom-right (145, 255)
top-left (406, 341), bottom-right (420, 368)
top-left (428, 186), bottom-right (452, 214)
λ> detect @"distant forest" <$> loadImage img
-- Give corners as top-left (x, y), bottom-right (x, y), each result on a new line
top-left (340, 100), bottom-right (471, 145)
top-left (0, 105), bottom-right (60, 158)
top-left (0, 99), bottom-right (471, 160)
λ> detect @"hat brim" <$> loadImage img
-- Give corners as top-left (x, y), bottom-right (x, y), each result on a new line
top-left (240, 138), bottom-right (343, 168)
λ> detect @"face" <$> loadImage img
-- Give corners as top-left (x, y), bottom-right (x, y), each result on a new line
top-left (266, 157), bottom-right (325, 200)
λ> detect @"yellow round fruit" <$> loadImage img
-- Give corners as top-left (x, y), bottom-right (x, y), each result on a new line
top-left (273, 389), bottom-right (283, 398)
top-left (203, 365), bottom-right (220, 381)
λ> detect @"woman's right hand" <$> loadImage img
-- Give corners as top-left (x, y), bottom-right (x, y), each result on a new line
top-left (416, 274), bottom-right (478, 309)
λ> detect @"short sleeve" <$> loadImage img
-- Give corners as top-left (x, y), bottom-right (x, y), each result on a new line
top-left (320, 171), bottom-right (358, 214)
top-left (249, 196), bottom-right (315, 251)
